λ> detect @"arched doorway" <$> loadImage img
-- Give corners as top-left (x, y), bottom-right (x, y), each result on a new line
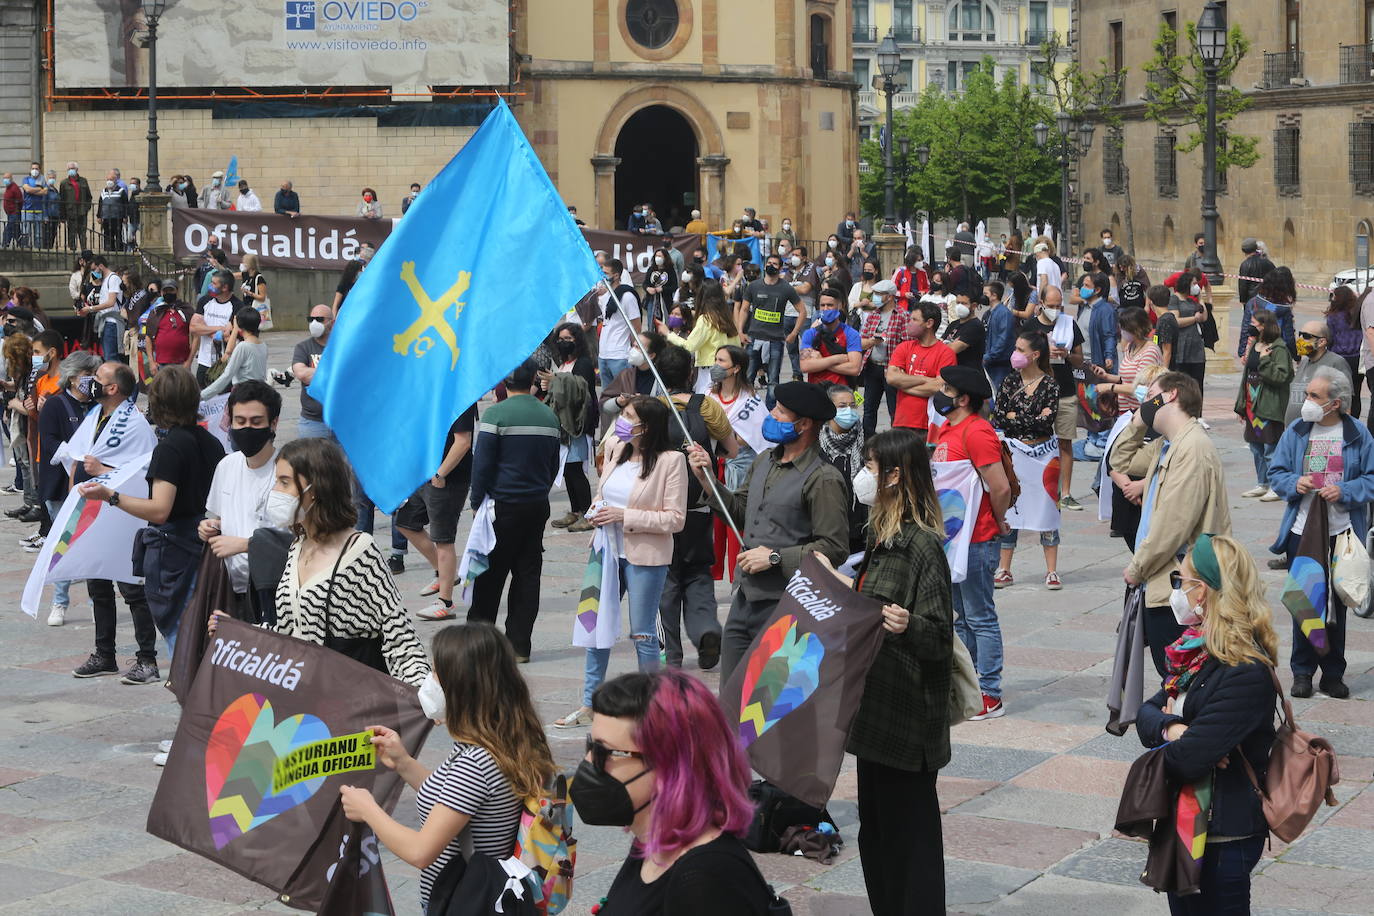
top-left (614, 106), bottom-right (699, 230)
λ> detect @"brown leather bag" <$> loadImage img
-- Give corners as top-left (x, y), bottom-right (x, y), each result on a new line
top-left (1240, 668), bottom-right (1340, 843)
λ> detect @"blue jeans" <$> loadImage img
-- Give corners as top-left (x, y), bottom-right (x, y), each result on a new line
top-left (582, 560), bottom-right (668, 706)
top-left (1166, 834), bottom-right (1265, 915)
top-left (782, 316), bottom-right (802, 378)
top-left (1249, 439), bottom-right (1277, 486)
top-left (101, 321), bottom-right (123, 362)
top-left (999, 528), bottom-right (1061, 548)
top-left (747, 339), bottom-right (786, 392)
top-left (599, 357), bottom-right (629, 387)
top-left (295, 417), bottom-right (335, 440)
top-left (953, 538), bottom-right (1003, 699)
top-left (45, 499), bottom-right (71, 608)
top-left (354, 487), bottom-right (408, 554)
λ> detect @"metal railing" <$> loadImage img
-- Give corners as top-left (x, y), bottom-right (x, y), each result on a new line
top-left (1145, 66), bottom-right (1178, 101)
top-left (1024, 29), bottom-right (1054, 46)
top-left (0, 208), bottom-right (148, 272)
top-left (892, 26), bottom-right (921, 43)
top-left (1341, 43), bottom-right (1374, 85)
top-left (853, 26), bottom-right (877, 43)
top-left (1261, 50), bottom-right (1304, 89)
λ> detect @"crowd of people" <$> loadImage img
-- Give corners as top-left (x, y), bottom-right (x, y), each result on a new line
top-left (3, 200), bottom-right (1363, 915)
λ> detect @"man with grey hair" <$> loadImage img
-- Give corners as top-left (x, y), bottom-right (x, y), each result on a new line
top-left (1284, 320), bottom-right (1352, 425)
top-left (1267, 364), bottom-right (1374, 700)
top-left (36, 350), bottom-right (102, 627)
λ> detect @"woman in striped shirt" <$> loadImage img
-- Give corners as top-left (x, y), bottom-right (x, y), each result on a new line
top-left (1089, 307), bottom-right (1163, 411)
top-left (340, 623), bottom-right (555, 914)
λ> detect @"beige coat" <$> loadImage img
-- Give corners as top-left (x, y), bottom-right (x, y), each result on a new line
top-left (1115, 419), bottom-right (1232, 606)
top-left (594, 440), bottom-right (688, 567)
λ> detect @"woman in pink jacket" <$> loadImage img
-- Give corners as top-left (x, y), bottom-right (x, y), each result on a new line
top-left (555, 396), bottom-right (688, 728)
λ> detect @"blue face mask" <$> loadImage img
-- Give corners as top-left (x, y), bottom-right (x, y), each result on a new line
top-left (833, 407), bottom-right (859, 430)
top-left (1134, 384), bottom-right (1150, 403)
top-left (819, 309), bottom-right (841, 325)
top-left (1080, 286), bottom-right (1094, 300)
top-left (31, 354), bottom-right (44, 370)
top-left (762, 414), bottom-right (800, 444)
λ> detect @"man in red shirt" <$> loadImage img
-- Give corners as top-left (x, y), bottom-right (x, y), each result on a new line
top-left (143, 279), bottom-right (194, 373)
top-left (886, 300), bottom-right (956, 441)
top-left (928, 365), bottom-right (1013, 720)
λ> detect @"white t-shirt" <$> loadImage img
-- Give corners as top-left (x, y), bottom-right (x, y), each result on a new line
top-left (197, 297), bottom-right (236, 367)
top-left (205, 448), bottom-right (278, 592)
top-left (712, 390), bottom-right (769, 454)
top-left (1292, 424), bottom-right (1352, 537)
top-left (598, 288), bottom-right (642, 360)
top-left (96, 273), bottom-right (123, 324)
top-left (1036, 256), bottom-right (1062, 293)
top-left (602, 459), bottom-right (639, 509)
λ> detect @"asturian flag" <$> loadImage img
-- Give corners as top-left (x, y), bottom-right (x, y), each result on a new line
top-left (309, 100), bottom-right (603, 511)
top-left (931, 459), bottom-right (983, 583)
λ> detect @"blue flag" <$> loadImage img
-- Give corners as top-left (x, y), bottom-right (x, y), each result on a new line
top-left (708, 233), bottom-right (762, 266)
top-left (223, 155), bottom-right (239, 193)
top-left (308, 100), bottom-right (601, 511)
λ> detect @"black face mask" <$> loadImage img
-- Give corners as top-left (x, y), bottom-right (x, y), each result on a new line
top-left (862, 271), bottom-right (875, 281)
top-left (1138, 394), bottom-right (1166, 434)
top-left (229, 426), bottom-right (275, 456)
top-left (569, 759), bottom-right (651, 827)
top-left (693, 256), bottom-right (704, 264)
top-left (931, 391), bottom-right (958, 416)
top-left (1245, 324), bottom-right (1260, 338)
top-left (2, 324), bottom-right (14, 337)
top-left (765, 264), bottom-right (780, 276)
top-left (556, 339), bottom-right (577, 357)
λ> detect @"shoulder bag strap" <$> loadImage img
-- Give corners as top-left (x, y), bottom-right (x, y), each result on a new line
top-left (321, 532), bottom-right (362, 641)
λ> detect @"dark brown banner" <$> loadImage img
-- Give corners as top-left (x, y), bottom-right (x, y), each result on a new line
top-left (146, 617), bottom-right (433, 913)
top-left (719, 553), bottom-right (887, 808)
top-left (579, 229), bottom-right (698, 282)
top-left (172, 209), bottom-right (394, 271)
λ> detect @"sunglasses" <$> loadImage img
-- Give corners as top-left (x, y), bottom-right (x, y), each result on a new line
top-left (585, 735), bottom-right (644, 770)
top-left (1169, 571), bottom-right (1204, 590)
top-left (1297, 332), bottom-right (1323, 341)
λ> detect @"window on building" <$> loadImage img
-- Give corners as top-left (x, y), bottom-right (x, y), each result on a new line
top-left (1162, 10), bottom-right (1178, 57)
top-left (949, 1), bottom-right (995, 42)
top-left (945, 60), bottom-right (979, 92)
top-left (1286, 0), bottom-right (1299, 54)
top-left (1104, 128), bottom-right (1125, 195)
top-left (810, 13), bottom-right (832, 79)
top-left (624, 0), bottom-right (680, 49)
top-left (1367, 0), bottom-right (1374, 45)
top-left (1350, 122), bottom-right (1374, 194)
top-left (894, 0), bottom-right (913, 35)
top-left (1275, 125), bottom-right (1301, 194)
top-left (1155, 133), bottom-right (1178, 198)
top-left (854, 58), bottom-right (871, 90)
top-left (1110, 22), bottom-right (1123, 73)
top-left (1028, 1), bottom-right (1048, 44)
top-left (851, 0), bottom-right (868, 31)
top-left (860, 125), bottom-right (872, 143)
top-left (1030, 61), bottom-right (1049, 93)
top-left (900, 58), bottom-right (915, 91)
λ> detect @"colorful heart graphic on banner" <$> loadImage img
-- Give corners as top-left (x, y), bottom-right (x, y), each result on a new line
top-left (738, 614), bottom-right (825, 747)
top-left (205, 693), bottom-right (332, 849)
top-left (1042, 457), bottom-right (1061, 502)
top-left (937, 488), bottom-right (967, 545)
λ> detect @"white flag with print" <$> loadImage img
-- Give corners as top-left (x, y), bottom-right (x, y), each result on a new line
top-left (932, 460), bottom-right (984, 583)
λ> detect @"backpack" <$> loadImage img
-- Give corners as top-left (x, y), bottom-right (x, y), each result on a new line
top-left (946, 262), bottom-right (975, 299)
top-left (671, 392), bottom-right (712, 508)
top-left (1239, 668), bottom-right (1340, 843)
top-left (959, 422), bottom-right (1021, 506)
top-left (743, 779), bottom-right (838, 854)
top-left (607, 283), bottom-right (640, 321)
top-left (510, 772), bottom-right (576, 915)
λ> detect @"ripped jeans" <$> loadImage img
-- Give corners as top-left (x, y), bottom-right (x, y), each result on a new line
top-left (582, 560), bottom-right (668, 706)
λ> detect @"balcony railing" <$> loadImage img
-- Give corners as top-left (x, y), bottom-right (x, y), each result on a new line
top-left (1024, 29), bottom-right (1054, 46)
top-left (1341, 43), bottom-right (1374, 84)
top-left (1144, 66), bottom-right (1178, 101)
top-left (853, 26), bottom-right (877, 44)
top-left (1261, 50), bottom-right (1304, 89)
top-left (856, 90), bottom-right (918, 108)
top-left (892, 26), bottom-right (921, 43)
top-left (857, 90), bottom-right (876, 107)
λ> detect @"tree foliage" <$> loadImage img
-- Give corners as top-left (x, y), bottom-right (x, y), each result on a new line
top-left (859, 58), bottom-right (1059, 231)
top-left (1143, 21), bottom-right (1258, 171)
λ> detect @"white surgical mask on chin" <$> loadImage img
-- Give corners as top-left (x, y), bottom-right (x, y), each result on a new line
top-left (1169, 587), bottom-right (1204, 627)
top-left (417, 672), bottom-right (446, 722)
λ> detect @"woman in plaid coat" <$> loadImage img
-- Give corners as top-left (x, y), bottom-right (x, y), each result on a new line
top-left (839, 427), bottom-right (954, 915)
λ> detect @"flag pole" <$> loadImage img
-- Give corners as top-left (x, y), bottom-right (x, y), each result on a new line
top-left (609, 298), bottom-right (746, 545)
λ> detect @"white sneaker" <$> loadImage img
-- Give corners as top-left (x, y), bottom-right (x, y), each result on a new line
top-left (158, 739), bottom-right (173, 753)
top-left (46, 603), bottom-right (67, 626)
top-left (1241, 485), bottom-right (1268, 498)
top-left (1259, 488), bottom-right (1283, 502)
top-left (152, 751), bottom-right (169, 767)
top-left (20, 534), bottom-right (42, 546)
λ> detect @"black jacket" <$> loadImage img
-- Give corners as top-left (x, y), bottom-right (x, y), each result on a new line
top-left (1237, 254), bottom-right (1276, 305)
top-left (1136, 658), bottom-right (1276, 838)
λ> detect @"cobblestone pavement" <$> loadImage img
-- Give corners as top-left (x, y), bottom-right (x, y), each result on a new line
top-left (2, 332), bottom-right (1372, 915)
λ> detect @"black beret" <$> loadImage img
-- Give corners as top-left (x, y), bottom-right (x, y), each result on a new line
top-left (774, 381), bottom-right (837, 421)
top-left (940, 366), bottom-right (992, 399)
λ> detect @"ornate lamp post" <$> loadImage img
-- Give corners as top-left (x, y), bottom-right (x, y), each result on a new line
top-left (142, 0), bottom-right (166, 192)
top-left (1034, 113), bottom-right (1094, 252)
top-left (877, 31), bottom-right (901, 232)
top-left (1197, 1), bottom-right (1227, 283)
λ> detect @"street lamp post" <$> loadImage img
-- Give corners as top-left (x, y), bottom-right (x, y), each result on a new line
top-left (142, 0), bottom-right (166, 193)
top-left (1197, 1), bottom-right (1227, 283)
top-left (877, 32), bottom-right (901, 232)
top-left (1034, 113), bottom-right (1094, 254)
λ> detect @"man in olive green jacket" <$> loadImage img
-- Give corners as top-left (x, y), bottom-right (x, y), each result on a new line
top-left (1116, 371), bottom-right (1232, 677)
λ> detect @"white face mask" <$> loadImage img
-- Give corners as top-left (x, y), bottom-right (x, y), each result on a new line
top-left (1190, 283), bottom-right (1202, 297)
top-left (852, 467), bottom-right (879, 507)
top-left (1300, 399), bottom-right (1328, 423)
top-left (952, 303), bottom-right (971, 320)
top-left (680, 270), bottom-right (691, 283)
top-left (628, 349), bottom-right (648, 369)
top-left (1041, 307), bottom-right (1061, 322)
top-left (1169, 587), bottom-right (1204, 627)
top-left (790, 255), bottom-right (802, 267)
top-left (782, 222), bottom-right (791, 230)
top-left (827, 239), bottom-right (838, 250)
top-left (417, 672), bottom-right (446, 722)
top-left (308, 318), bottom-right (328, 339)
top-left (264, 488), bottom-right (301, 529)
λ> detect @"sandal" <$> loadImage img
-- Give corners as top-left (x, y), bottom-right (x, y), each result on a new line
top-left (552, 706), bottom-right (592, 729)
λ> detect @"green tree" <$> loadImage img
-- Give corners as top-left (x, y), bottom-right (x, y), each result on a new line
top-left (1143, 20), bottom-right (1258, 174)
top-left (988, 70), bottom-right (1059, 231)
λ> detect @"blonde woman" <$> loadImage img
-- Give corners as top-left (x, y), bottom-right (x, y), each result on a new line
top-left (238, 252), bottom-right (271, 329)
top-left (1135, 534), bottom-right (1279, 915)
top-left (658, 280), bottom-right (740, 392)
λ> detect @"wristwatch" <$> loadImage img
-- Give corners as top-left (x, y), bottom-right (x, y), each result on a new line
top-left (768, 550), bottom-right (781, 567)
top-left (107, 491), bottom-right (120, 507)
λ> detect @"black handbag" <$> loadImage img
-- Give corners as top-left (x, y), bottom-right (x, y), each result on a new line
top-left (743, 779), bottom-right (838, 854)
top-left (320, 532), bottom-right (388, 675)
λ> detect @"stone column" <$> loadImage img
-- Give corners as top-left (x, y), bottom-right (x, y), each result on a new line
top-left (1206, 282), bottom-right (1237, 375)
top-left (697, 155), bottom-right (730, 229)
top-left (590, 155), bottom-right (620, 230)
top-left (137, 191), bottom-right (174, 254)
top-left (874, 232), bottom-right (907, 278)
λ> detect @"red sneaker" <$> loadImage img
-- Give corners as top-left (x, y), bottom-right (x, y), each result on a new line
top-left (968, 693), bottom-right (1005, 721)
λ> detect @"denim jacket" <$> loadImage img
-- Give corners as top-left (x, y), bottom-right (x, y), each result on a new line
top-left (1083, 297), bottom-right (1119, 370)
top-left (983, 302), bottom-right (1017, 367)
top-left (1266, 414), bottom-right (1374, 553)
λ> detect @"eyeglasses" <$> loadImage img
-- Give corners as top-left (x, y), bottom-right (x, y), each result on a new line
top-left (1169, 571), bottom-right (1204, 590)
top-left (585, 735), bottom-right (644, 770)
top-left (1297, 332), bottom-right (1323, 341)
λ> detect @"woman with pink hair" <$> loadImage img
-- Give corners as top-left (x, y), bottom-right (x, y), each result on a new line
top-left (570, 669), bottom-right (778, 913)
